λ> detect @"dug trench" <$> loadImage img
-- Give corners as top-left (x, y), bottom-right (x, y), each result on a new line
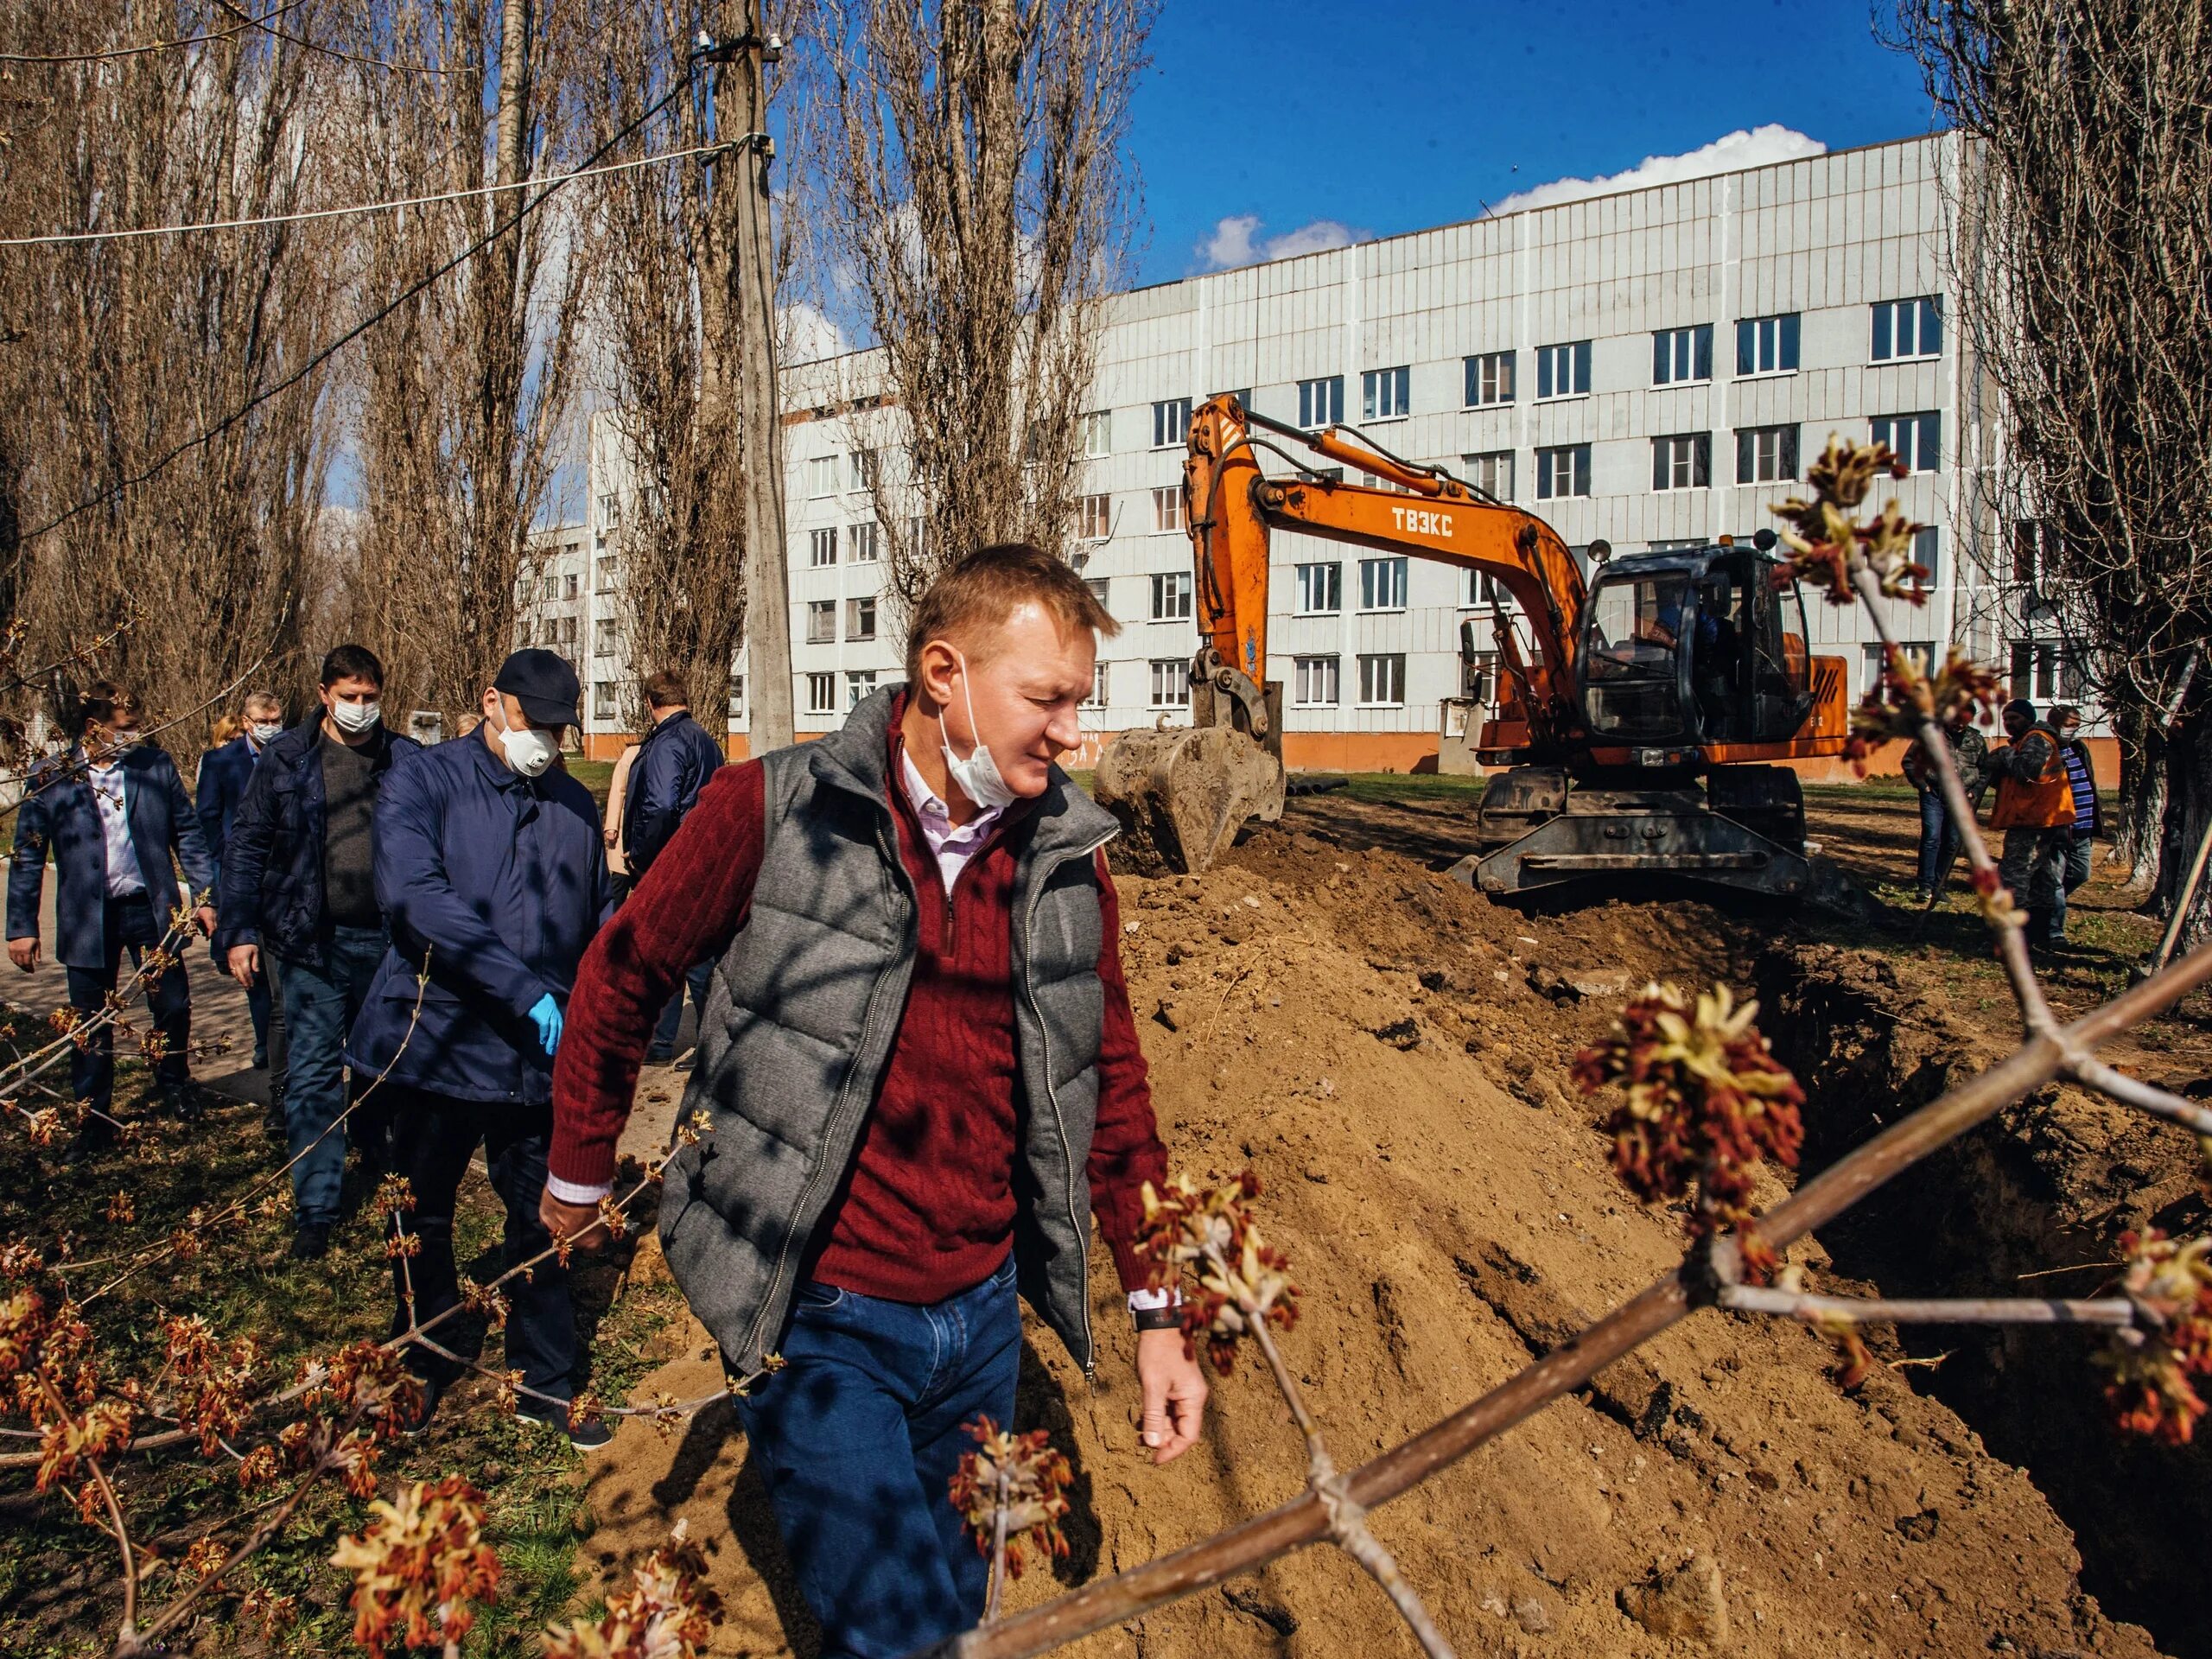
top-left (577, 804), bottom-right (2204, 1658)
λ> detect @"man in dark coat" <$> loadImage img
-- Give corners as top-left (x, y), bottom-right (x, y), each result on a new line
top-left (2050, 705), bottom-right (2105, 944)
top-left (8, 683), bottom-right (218, 1159)
top-left (199, 689), bottom-right (288, 1131)
top-left (219, 646), bottom-right (419, 1256)
top-left (621, 668), bottom-right (722, 1061)
top-left (346, 649), bottom-right (612, 1446)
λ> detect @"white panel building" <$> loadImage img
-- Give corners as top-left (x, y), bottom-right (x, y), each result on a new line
top-left (543, 131), bottom-right (2062, 769)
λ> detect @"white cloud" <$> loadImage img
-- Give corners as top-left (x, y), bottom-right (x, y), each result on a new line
top-left (1484, 125), bottom-right (1827, 218)
top-left (1194, 213), bottom-right (1362, 273)
top-left (779, 302), bottom-right (850, 365)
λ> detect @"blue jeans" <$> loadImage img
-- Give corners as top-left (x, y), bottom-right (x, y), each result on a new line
top-left (1914, 786), bottom-right (1957, 894)
top-left (2054, 832), bottom-right (2094, 938)
top-left (278, 925), bottom-right (387, 1224)
top-left (67, 893), bottom-right (191, 1115)
top-left (735, 1256), bottom-right (1022, 1658)
top-left (650, 957), bottom-right (714, 1055)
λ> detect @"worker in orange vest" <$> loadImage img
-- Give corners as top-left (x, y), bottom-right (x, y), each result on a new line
top-left (1986, 698), bottom-right (2073, 952)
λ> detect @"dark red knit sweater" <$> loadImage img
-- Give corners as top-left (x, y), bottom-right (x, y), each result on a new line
top-left (549, 715), bottom-right (1166, 1302)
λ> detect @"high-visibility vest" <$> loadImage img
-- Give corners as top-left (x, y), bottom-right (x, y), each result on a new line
top-left (1991, 725), bottom-right (2072, 829)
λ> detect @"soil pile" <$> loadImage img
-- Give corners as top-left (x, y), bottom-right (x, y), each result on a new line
top-left (576, 821), bottom-right (2163, 1658)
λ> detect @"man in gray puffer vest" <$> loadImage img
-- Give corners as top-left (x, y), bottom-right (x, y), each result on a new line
top-left (544, 544), bottom-right (1205, 1657)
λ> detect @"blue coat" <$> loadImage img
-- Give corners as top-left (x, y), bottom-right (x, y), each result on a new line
top-left (345, 736), bottom-right (611, 1106)
top-left (8, 746), bottom-right (219, 970)
top-left (196, 732), bottom-right (269, 963)
top-left (216, 720), bottom-right (420, 965)
top-left (623, 709), bottom-right (724, 875)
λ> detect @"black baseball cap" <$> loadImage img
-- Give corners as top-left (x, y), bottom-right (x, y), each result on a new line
top-left (493, 649), bottom-right (582, 728)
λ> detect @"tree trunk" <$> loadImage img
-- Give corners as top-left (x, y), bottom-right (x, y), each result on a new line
top-left (2154, 715), bottom-right (2212, 956)
top-left (2109, 702), bottom-right (2168, 899)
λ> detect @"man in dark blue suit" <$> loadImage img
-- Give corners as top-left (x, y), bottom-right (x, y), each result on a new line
top-left (8, 683), bottom-right (219, 1159)
top-left (623, 669), bottom-right (723, 1062)
top-left (198, 690), bottom-right (287, 1134)
top-left (346, 649), bottom-right (612, 1446)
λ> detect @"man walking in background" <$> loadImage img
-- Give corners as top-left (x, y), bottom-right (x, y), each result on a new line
top-left (622, 670), bottom-right (722, 1063)
top-left (200, 689), bottom-right (289, 1135)
top-left (1902, 704), bottom-right (1988, 905)
top-left (346, 649), bottom-right (612, 1446)
top-left (220, 647), bottom-right (418, 1257)
top-left (1986, 697), bottom-right (2075, 954)
top-left (2050, 705), bottom-right (2103, 945)
top-left (8, 683), bottom-right (219, 1160)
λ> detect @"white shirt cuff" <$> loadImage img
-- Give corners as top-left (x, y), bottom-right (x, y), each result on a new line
top-left (546, 1173), bottom-right (612, 1205)
top-left (1127, 1286), bottom-right (1176, 1313)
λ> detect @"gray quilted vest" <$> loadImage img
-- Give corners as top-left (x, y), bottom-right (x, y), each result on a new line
top-left (656, 687), bottom-right (1120, 1377)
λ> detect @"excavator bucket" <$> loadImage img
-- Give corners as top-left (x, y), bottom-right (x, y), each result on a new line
top-left (1093, 725), bottom-right (1286, 874)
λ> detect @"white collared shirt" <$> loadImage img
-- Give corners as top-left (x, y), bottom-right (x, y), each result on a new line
top-left (87, 760), bottom-right (145, 899)
top-left (898, 748), bottom-right (1004, 894)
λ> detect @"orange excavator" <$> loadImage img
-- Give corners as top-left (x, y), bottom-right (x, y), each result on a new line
top-left (1093, 396), bottom-right (1849, 896)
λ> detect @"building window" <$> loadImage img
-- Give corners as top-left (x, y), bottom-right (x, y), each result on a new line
top-left (1462, 569), bottom-right (1508, 607)
top-left (1294, 655), bottom-right (1339, 707)
top-left (1212, 387), bottom-right (1251, 412)
top-left (1084, 575), bottom-right (1110, 608)
top-left (597, 557), bottom-right (619, 592)
top-left (848, 522), bottom-right (879, 563)
top-left (846, 671), bottom-right (878, 709)
top-left (1150, 570), bottom-right (1193, 621)
top-left (1151, 486), bottom-right (1183, 533)
top-left (1916, 525), bottom-right (1941, 585)
top-left (2010, 640), bottom-right (2080, 702)
top-left (1149, 659), bottom-right (1190, 708)
top-left (593, 618), bottom-right (616, 658)
top-left (847, 596), bottom-right (877, 641)
top-left (728, 673), bottom-right (746, 718)
top-left (1864, 640), bottom-right (1938, 696)
top-left (1652, 325), bottom-right (1713, 385)
top-left (1651, 433), bottom-right (1712, 491)
top-left (847, 449), bottom-right (877, 491)
top-left (515, 619), bottom-right (534, 646)
top-left (809, 526), bottom-right (838, 567)
top-left (1871, 411), bottom-right (1941, 473)
top-left (557, 614), bottom-right (577, 645)
top-left (599, 493), bottom-right (620, 526)
top-left (1079, 493), bottom-right (1112, 541)
top-left (1152, 397), bottom-right (1192, 448)
top-left (805, 455), bottom-right (840, 497)
top-left (1736, 424), bottom-right (1800, 484)
top-left (594, 682), bottom-right (617, 720)
top-left (1464, 352), bottom-right (1515, 408)
top-left (1084, 662), bottom-right (1109, 708)
top-left (1362, 365), bottom-right (1410, 422)
top-left (1358, 556), bottom-right (1408, 612)
top-left (1535, 443), bottom-right (1591, 499)
top-left (907, 516), bottom-right (927, 563)
top-left (541, 575), bottom-right (558, 601)
top-left (1463, 449), bottom-right (1514, 500)
top-left (806, 672), bottom-right (837, 715)
top-left (1461, 651), bottom-right (1499, 704)
top-left (1297, 375), bottom-right (1344, 428)
top-left (1872, 296), bottom-right (1942, 361)
top-left (1535, 340), bottom-right (1592, 399)
top-left (1080, 410), bottom-right (1111, 456)
top-left (806, 601), bottom-right (836, 645)
top-left (1294, 561), bottom-right (1341, 615)
top-left (1737, 313), bottom-right (1801, 375)
top-left (2012, 520), bottom-right (2058, 583)
top-left (1357, 652), bottom-right (1406, 707)
top-left (563, 573), bottom-right (580, 601)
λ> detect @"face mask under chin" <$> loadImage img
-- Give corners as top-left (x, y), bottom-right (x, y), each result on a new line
top-left (938, 651), bottom-right (1020, 812)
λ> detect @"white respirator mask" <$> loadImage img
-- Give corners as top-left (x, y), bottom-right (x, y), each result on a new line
top-left (249, 721), bottom-right (283, 744)
top-left (493, 703), bottom-right (558, 779)
top-left (330, 699), bottom-right (381, 736)
top-left (938, 651), bottom-right (1020, 812)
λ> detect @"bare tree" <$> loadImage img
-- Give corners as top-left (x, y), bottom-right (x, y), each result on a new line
top-left (796, 0), bottom-right (1154, 639)
top-left (1897, 1), bottom-right (2212, 943)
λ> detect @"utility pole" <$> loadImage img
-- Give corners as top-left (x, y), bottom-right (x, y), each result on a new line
top-left (708, 6), bottom-right (794, 752)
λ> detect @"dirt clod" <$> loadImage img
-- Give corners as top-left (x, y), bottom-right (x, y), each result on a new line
top-left (1618, 1551), bottom-right (1729, 1645)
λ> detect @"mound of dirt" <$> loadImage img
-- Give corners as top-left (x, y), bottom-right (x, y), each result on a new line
top-left (575, 822), bottom-right (2161, 1658)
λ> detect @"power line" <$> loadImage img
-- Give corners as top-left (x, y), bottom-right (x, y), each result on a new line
top-left (0, 1), bottom-right (304, 66)
top-left (18, 79), bottom-right (694, 548)
top-left (1, 138), bottom-right (746, 247)
top-left (219, 3), bottom-right (454, 74)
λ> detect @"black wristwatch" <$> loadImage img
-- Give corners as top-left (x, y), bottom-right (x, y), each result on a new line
top-left (1132, 1302), bottom-right (1182, 1332)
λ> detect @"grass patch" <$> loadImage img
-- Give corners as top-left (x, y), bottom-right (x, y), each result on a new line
top-left (566, 758), bottom-right (615, 812)
top-left (0, 1045), bottom-right (683, 1657)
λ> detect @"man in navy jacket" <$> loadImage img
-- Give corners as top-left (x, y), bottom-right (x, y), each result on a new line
top-left (346, 649), bottom-right (612, 1446)
top-left (198, 690), bottom-right (287, 1128)
top-left (8, 683), bottom-right (218, 1157)
top-left (219, 647), bottom-right (419, 1256)
top-left (622, 670), bottom-right (722, 1061)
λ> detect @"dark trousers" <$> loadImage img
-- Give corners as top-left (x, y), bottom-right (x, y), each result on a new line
top-left (734, 1260), bottom-right (1021, 1658)
top-left (385, 1085), bottom-right (575, 1402)
top-left (67, 893), bottom-right (190, 1116)
top-left (1913, 786), bottom-right (1960, 895)
top-left (276, 926), bottom-right (387, 1224)
top-left (2055, 830), bottom-right (2095, 938)
top-left (650, 957), bottom-right (714, 1055)
top-left (242, 960), bottom-right (287, 1116)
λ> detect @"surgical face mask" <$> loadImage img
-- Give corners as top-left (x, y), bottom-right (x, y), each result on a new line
top-left (493, 702), bottom-right (558, 779)
top-left (329, 698), bottom-right (381, 736)
top-left (938, 652), bottom-right (1020, 812)
top-left (248, 721), bottom-right (282, 745)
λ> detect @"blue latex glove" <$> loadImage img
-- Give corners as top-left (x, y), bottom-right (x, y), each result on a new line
top-left (528, 993), bottom-right (563, 1057)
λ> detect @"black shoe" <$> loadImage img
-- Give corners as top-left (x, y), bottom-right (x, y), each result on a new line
top-left (252, 1046), bottom-right (268, 1071)
top-left (397, 1374), bottom-right (444, 1438)
top-left (289, 1222), bottom-right (332, 1261)
top-left (62, 1121), bottom-right (116, 1166)
top-left (163, 1088), bottom-right (204, 1124)
top-left (262, 1103), bottom-right (287, 1139)
top-left (518, 1399), bottom-right (614, 1452)
top-left (644, 1045), bottom-right (676, 1065)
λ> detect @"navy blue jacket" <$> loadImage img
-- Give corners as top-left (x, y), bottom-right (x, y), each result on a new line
top-left (345, 735), bottom-right (611, 1106)
top-left (194, 734), bottom-right (268, 874)
top-left (216, 721), bottom-right (421, 965)
top-left (8, 746), bottom-right (219, 970)
top-left (622, 709), bottom-right (724, 876)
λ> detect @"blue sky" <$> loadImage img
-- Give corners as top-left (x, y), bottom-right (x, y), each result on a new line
top-left (1124, 0), bottom-right (1939, 286)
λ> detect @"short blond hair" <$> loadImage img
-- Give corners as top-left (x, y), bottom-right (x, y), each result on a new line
top-left (904, 543), bottom-right (1117, 683)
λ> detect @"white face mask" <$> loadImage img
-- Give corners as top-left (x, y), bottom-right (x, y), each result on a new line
top-left (938, 652), bottom-right (1020, 812)
top-left (248, 721), bottom-right (282, 745)
top-left (329, 698), bottom-right (381, 736)
top-left (493, 702), bottom-right (558, 779)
